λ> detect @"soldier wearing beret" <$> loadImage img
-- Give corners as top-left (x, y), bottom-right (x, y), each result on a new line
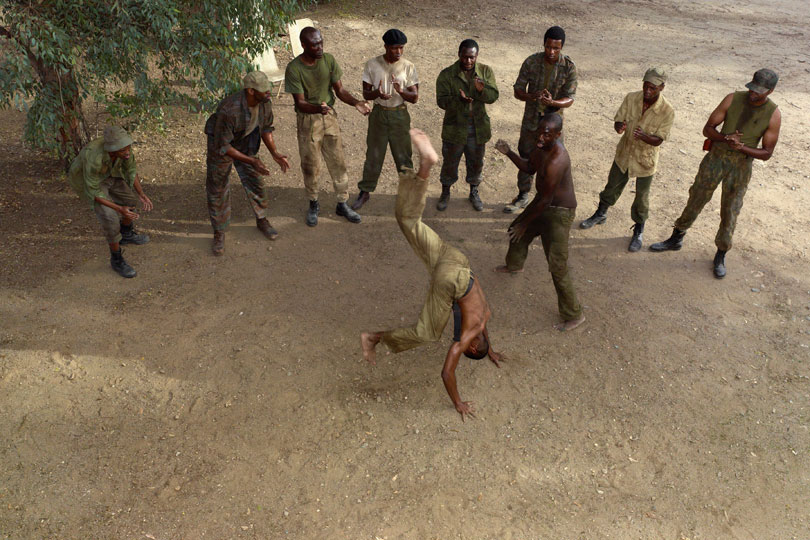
top-left (67, 126), bottom-right (153, 278)
top-left (579, 67), bottom-right (675, 252)
top-left (351, 28), bottom-right (420, 211)
top-left (204, 71), bottom-right (290, 256)
top-left (651, 69), bottom-right (781, 278)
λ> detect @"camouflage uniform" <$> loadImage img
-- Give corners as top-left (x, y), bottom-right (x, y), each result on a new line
top-left (204, 91), bottom-right (276, 231)
top-left (673, 91), bottom-right (778, 251)
top-left (513, 53), bottom-right (577, 193)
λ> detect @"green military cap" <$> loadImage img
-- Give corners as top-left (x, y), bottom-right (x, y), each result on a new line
top-left (643, 67), bottom-right (667, 86)
top-left (103, 126), bottom-right (133, 152)
top-left (745, 68), bottom-right (778, 93)
top-left (243, 71), bottom-right (272, 93)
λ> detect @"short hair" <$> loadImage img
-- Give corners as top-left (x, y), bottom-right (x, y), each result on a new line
top-left (539, 112), bottom-right (563, 133)
top-left (464, 332), bottom-right (489, 360)
top-left (458, 39), bottom-right (479, 54)
top-left (300, 26), bottom-right (319, 43)
top-left (544, 26), bottom-right (566, 47)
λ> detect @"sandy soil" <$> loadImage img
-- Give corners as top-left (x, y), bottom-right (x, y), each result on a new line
top-left (2, 0), bottom-right (810, 538)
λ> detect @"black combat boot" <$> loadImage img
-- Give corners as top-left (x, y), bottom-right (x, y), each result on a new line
top-left (713, 249), bottom-right (727, 279)
top-left (336, 201), bottom-right (362, 223)
top-left (306, 200), bottom-right (320, 227)
top-left (649, 228), bottom-right (686, 252)
top-left (436, 185), bottom-right (451, 211)
top-left (350, 190), bottom-right (370, 211)
top-left (628, 223), bottom-right (644, 252)
top-left (120, 223), bottom-right (150, 245)
top-left (110, 249), bottom-right (136, 278)
top-left (469, 185), bottom-right (483, 211)
top-left (579, 202), bottom-right (608, 229)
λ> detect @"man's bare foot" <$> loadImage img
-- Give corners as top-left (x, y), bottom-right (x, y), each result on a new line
top-left (410, 128), bottom-right (438, 178)
top-left (494, 265), bottom-right (523, 274)
top-left (554, 314), bottom-right (586, 332)
top-left (361, 332), bottom-right (381, 365)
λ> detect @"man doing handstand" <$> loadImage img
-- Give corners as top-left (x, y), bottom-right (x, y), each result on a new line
top-left (361, 129), bottom-right (503, 421)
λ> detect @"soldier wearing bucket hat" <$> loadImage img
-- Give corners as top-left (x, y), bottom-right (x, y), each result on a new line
top-left (579, 67), bottom-right (675, 252)
top-left (204, 70), bottom-right (291, 256)
top-left (650, 69), bottom-right (781, 279)
top-left (67, 126), bottom-right (153, 278)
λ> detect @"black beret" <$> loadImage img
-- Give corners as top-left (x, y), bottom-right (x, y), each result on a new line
top-left (382, 29), bottom-right (407, 46)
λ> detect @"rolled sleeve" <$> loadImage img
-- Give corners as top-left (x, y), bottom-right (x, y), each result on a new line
top-left (284, 63), bottom-right (304, 94)
top-left (260, 104), bottom-right (275, 134)
top-left (559, 62), bottom-right (578, 99)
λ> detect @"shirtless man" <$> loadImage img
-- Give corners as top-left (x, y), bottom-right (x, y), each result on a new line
top-left (361, 129), bottom-right (504, 421)
top-left (494, 113), bottom-right (585, 331)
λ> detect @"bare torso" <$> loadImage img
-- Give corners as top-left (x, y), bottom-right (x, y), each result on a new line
top-left (529, 141), bottom-right (576, 209)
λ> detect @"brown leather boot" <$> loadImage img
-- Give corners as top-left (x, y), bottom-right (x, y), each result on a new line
top-left (256, 218), bottom-right (278, 240)
top-left (212, 230), bottom-right (225, 256)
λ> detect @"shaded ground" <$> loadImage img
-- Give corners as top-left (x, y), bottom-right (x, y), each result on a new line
top-left (2, 0), bottom-right (809, 538)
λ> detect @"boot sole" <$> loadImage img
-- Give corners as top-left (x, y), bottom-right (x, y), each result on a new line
top-left (649, 244), bottom-right (682, 252)
top-left (579, 218), bottom-right (606, 229)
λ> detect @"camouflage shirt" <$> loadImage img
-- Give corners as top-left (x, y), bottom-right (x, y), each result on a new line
top-left (513, 53), bottom-right (577, 132)
top-left (205, 90), bottom-right (275, 159)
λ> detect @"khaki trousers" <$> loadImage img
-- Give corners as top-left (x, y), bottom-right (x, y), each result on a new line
top-left (381, 170), bottom-right (472, 353)
top-left (296, 110), bottom-right (349, 202)
top-left (93, 177), bottom-right (139, 243)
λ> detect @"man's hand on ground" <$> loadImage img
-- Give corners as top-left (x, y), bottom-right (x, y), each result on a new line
top-left (488, 349), bottom-right (505, 368)
top-left (455, 401), bottom-right (476, 422)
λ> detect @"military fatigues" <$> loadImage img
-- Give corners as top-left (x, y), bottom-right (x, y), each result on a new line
top-left (204, 91), bottom-right (275, 231)
top-left (67, 138), bottom-right (139, 243)
top-left (504, 207), bottom-right (582, 322)
top-left (435, 60), bottom-right (499, 187)
top-left (513, 53), bottom-right (577, 193)
top-left (285, 53), bottom-right (350, 202)
top-left (599, 91), bottom-right (675, 224)
top-left (358, 55), bottom-right (418, 193)
top-left (674, 91), bottom-right (778, 251)
top-left (381, 170), bottom-right (473, 353)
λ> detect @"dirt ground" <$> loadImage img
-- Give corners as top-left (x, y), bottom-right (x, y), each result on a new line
top-left (2, 0), bottom-right (810, 538)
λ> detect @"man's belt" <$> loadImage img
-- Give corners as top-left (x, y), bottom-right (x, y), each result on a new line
top-left (375, 103), bottom-right (407, 111)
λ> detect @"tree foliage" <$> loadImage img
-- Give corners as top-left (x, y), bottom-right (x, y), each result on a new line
top-left (0, 0), bottom-right (308, 165)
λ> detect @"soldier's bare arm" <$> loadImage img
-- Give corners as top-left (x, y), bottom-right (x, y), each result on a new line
top-left (702, 93), bottom-right (735, 142)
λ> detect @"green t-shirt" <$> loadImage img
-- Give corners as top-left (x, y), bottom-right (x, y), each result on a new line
top-left (284, 53), bottom-right (343, 111)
